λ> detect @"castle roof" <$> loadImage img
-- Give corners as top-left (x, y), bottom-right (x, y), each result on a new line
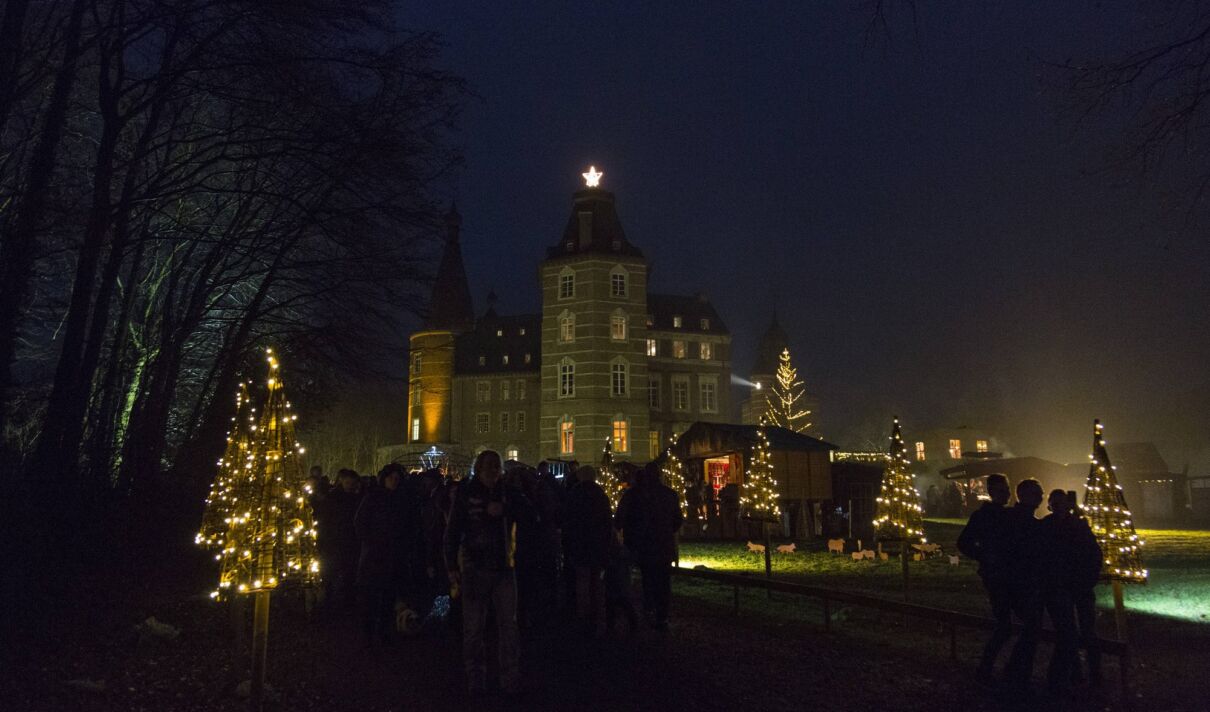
top-left (454, 312), bottom-right (542, 375)
top-left (647, 293), bottom-right (728, 334)
top-left (424, 203), bottom-right (475, 331)
top-left (751, 314), bottom-right (788, 376)
top-left (546, 188), bottom-right (644, 260)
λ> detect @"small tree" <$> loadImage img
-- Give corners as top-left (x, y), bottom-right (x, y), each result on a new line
top-left (1084, 419), bottom-right (1146, 583)
top-left (741, 424), bottom-right (781, 521)
top-left (197, 382), bottom-right (254, 550)
top-left (661, 435), bottom-right (689, 517)
top-left (599, 435), bottom-right (622, 511)
top-left (873, 417), bottom-right (925, 544)
top-left (764, 347), bottom-right (812, 433)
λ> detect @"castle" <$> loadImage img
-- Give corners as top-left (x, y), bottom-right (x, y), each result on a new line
top-left (405, 168), bottom-right (784, 465)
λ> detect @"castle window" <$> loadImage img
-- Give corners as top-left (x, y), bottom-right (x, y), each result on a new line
top-left (478, 355), bottom-right (486, 366)
top-left (700, 318), bottom-right (710, 330)
top-left (672, 315), bottom-right (683, 328)
top-left (506, 447), bottom-right (519, 461)
top-left (524, 353), bottom-right (532, 364)
top-left (412, 353), bottom-right (422, 374)
top-left (648, 376), bottom-right (661, 409)
top-left (976, 439), bottom-right (989, 453)
top-left (949, 439), bottom-right (962, 459)
top-left (475, 413), bottom-right (490, 434)
top-left (699, 342), bottom-right (713, 360)
top-left (496, 329), bottom-right (503, 337)
top-left (610, 269), bottom-right (628, 298)
top-left (500, 381), bottom-right (510, 401)
top-left (612, 418), bottom-right (630, 453)
top-left (672, 377), bottom-right (689, 410)
top-left (649, 430), bottom-right (661, 460)
top-left (500, 412), bottom-right (510, 433)
top-left (476, 381), bottom-right (490, 403)
top-left (411, 418), bottom-right (420, 442)
top-left (559, 269), bottom-right (575, 299)
top-left (700, 380), bottom-right (717, 413)
top-left (559, 360), bottom-right (575, 398)
top-left (915, 442), bottom-right (926, 461)
top-left (559, 313), bottom-right (575, 343)
top-left (517, 380), bottom-right (526, 400)
top-left (611, 361), bottom-right (628, 396)
top-left (502, 354), bottom-right (510, 366)
top-left (672, 341), bottom-right (686, 359)
top-left (646, 338), bottom-right (657, 357)
top-left (516, 411), bottom-right (526, 432)
top-left (611, 314), bottom-right (627, 341)
top-left (519, 327), bottom-right (526, 336)
top-left (560, 418), bottom-right (575, 455)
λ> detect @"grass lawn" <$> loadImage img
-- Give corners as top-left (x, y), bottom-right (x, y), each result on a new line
top-left (675, 520), bottom-right (1210, 624)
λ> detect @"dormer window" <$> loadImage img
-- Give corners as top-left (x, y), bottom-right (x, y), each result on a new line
top-left (502, 354), bottom-right (510, 366)
top-left (519, 327), bottom-right (526, 336)
top-left (700, 318), bottom-right (710, 330)
top-left (672, 315), bottom-right (683, 328)
top-left (524, 353), bottom-right (532, 364)
top-left (496, 329), bottom-right (503, 337)
top-left (478, 355), bottom-right (486, 366)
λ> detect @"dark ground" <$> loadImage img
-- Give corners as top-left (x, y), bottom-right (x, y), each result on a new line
top-left (3, 538), bottom-right (1194, 712)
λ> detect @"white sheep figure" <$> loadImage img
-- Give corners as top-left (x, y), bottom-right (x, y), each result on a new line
top-left (746, 541), bottom-right (766, 554)
top-left (948, 554), bottom-right (960, 566)
top-left (850, 551), bottom-right (864, 561)
top-left (861, 549), bottom-right (875, 560)
top-left (826, 538), bottom-right (845, 554)
top-left (776, 543), bottom-right (796, 554)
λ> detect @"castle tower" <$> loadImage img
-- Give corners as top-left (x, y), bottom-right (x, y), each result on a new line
top-left (407, 204), bottom-right (474, 444)
top-left (539, 168), bottom-right (650, 461)
top-left (741, 314), bottom-right (788, 425)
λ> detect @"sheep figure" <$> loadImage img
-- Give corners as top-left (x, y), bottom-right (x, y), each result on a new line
top-left (776, 543), bottom-right (797, 554)
top-left (948, 555), bottom-right (960, 566)
top-left (746, 541), bottom-right (766, 554)
top-left (826, 538), bottom-right (845, 555)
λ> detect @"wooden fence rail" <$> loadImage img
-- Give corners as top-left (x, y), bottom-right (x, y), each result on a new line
top-left (671, 564), bottom-right (1129, 692)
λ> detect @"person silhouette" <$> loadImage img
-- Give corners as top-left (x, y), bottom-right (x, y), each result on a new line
top-left (957, 474), bottom-right (1012, 683)
top-left (1002, 478), bottom-right (1045, 690)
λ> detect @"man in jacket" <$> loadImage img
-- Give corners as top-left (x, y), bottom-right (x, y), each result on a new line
top-left (957, 474), bottom-right (1012, 683)
top-left (563, 465), bottom-right (612, 636)
top-left (444, 450), bottom-right (534, 696)
top-left (616, 462), bottom-right (684, 629)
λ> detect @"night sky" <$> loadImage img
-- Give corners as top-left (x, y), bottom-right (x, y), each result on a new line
top-left (400, 2), bottom-right (1210, 470)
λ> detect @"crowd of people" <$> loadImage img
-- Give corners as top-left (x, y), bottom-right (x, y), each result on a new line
top-left (304, 449), bottom-right (684, 698)
top-left (957, 475), bottom-right (1104, 696)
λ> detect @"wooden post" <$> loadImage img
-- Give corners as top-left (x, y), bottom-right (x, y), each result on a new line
top-left (901, 543), bottom-right (910, 601)
top-left (1111, 580), bottom-right (1128, 643)
top-left (250, 591), bottom-right (271, 712)
top-left (763, 522), bottom-right (772, 600)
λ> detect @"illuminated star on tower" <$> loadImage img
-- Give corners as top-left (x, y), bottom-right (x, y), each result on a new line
top-left (582, 165), bottom-right (603, 187)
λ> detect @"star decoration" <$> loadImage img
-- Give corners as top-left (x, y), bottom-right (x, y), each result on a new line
top-left (582, 165), bottom-right (603, 187)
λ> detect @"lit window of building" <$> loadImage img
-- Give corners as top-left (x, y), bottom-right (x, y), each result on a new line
top-left (646, 338), bottom-right (657, 356)
top-left (516, 411), bottom-right (526, 432)
top-left (672, 315), bottom-right (683, 328)
top-left (649, 378), bottom-right (661, 409)
top-left (700, 318), bottom-right (710, 330)
top-left (496, 329), bottom-right (503, 337)
top-left (519, 327), bottom-right (526, 336)
top-left (559, 314), bottom-right (575, 342)
top-left (500, 381), bottom-right (510, 401)
top-left (411, 418), bottom-right (420, 441)
top-left (673, 379), bottom-right (689, 410)
top-left (672, 340), bottom-right (686, 358)
top-left (915, 441), bottom-right (926, 461)
top-left (976, 439), bottom-right (989, 453)
top-left (475, 413), bottom-right (489, 433)
top-left (612, 419), bottom-right (629, 453)
top-left (559, 362), bottom-right (575, 398)
top-left (506, 447), bottom-right (519, 461)
top-left (700, 381), bottom-right (717, 412)
top-left (500, 412), bottom-right (509, 433)
top-left (700, 342), bottom-right (712, 360)
top-left (476, 381), bottom-right (490, 402)
top-left (412, 353), bottom-right (421, 374)
top-left (611, 315), bottom-right (627, 341)
top-left (611, 362), bottom-right (628, 396)
top-left (559, 272), bottom-right (574, 299)
top-left (611, 272), bottom-right (627, 297)
top-left (478, 355), bottom-right (486, 366)
top-left (949, 439), bottom-right (962, 459)
top-left (502, 354), bottom-right (510, 366)
top-left (524, 353), bottom-right (532, 364)
top-left (560, 419), bottom-right (575, 454)
top-left (649, 430), bottom-right (661, 460)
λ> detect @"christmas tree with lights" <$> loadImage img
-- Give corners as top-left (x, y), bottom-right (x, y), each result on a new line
top-left (210, 349), bottom-right (319, 599)
top-left (764, 347), bottom-right (812, 434)
top-left (873, 417), bottom-right (925, 543)
top-left (741, 422), bottom-right (781, 521)
top-left (1084, 419), bottom-right (1146, 583)
top-left (197, 382), bottom-right (255, 550)
top-left (599, 435), bottom-right (622, 511)
top-left (661, 435), bottom-right (689, 517)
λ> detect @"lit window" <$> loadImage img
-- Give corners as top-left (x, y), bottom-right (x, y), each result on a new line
top-left (500, 412), bottom-right (510, 433)
top-left (646, 338), bottom-right (657, 357)
top-left (673, 379), bottom-right (689, 410)
top-left (611, 362), bottom-right (628, 396)
top-left (700, 381), bottom-right (717, 412)
top-left (700, 342), bottom-right (712, 360)
top-left (517, 380), bottom-right (526, 400)
top-left (611, 272), bottom-right (627, 297)
top-left (478, 355), bottom-right (486, 366)
top-left (612, 419), bottom-right (630, 453)
top-left (412, 353), bottom-right (422, 374)
top-left (560, 314), bottom-right (575, 342)
top-left (524, 353), bottom-right (532, 364)
top-left (672, 315), bottom-right (683, 328)
top-left (496, 329), bottom-right (503, 337)
top-left (502, 354), bottom-right (510, 366)
top-left (501, 381), bottom-right (510, 401)
top-left (672, 341), bottom-right (686, 358)
top-left (560, 419), bottom-right (575, 454)
top-left (611, 315), bottom-right (627, 341)
top-left (475, 413), bottom-right (490, 434)
top-left (476, 382), bottom-right (490, 403)
top-left (516, 411), bottom-right (526, 432)
top-left (411, 418), bottom-right (420, 441)
top-left (649, 430), bottom-right (661, 460)
top-left (649, 378), bottom-right (661, 409)
top-left (700, 318), bottom-right (710, 330)
top-left (915, 442), bottom-right (926, 461)
top-left (519, 328), bottom-right (526, 336)
top-left (559, 361), bottom-right (575, 398)
top-left (559, 272), bottom-right (574, 299)
top-left (506, 447), bottom-right (519, 461)
top-left (949, 439), bottom-right (961, 459)
top-left (976, 439), bottom-right (988, 453)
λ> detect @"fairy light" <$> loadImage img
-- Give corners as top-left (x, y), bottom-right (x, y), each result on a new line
top-left (599, 435), bottom-right (622, 511)
top-left (763, 347), bottom-right (812, 434)
top-left (1083, 419), bottom-right (1147, 583)
top-left (661, 434), bottom-right (689, 517)
top-left (201, 349), bottom-right (320, 599)
top-left (872, 416), bottom-right (926, 543)
top-left (740, 420), bottom-right (781, 520)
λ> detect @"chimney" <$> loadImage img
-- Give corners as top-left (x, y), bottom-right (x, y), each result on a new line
top-left (578, 210), bottom-right (592, 250)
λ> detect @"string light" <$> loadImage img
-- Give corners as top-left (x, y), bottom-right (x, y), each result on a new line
top-left (740, 420), bottom-right (781, 520)
top-left (599, 435), bottom-right (623, 511)
top-left (661, 434), bottom-right (689, 517)
top-left (763, 347), bottom-right (812, 434)
top-left (872, 416), bottom-right (926, 543)
top-left (199, 348), bottom-right (320, 599)
top-left (1083, 419), bottom-right (1147, 583)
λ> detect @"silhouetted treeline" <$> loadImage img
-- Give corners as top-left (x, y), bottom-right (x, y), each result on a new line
top-left (0, 0), bottom-right (464, 500)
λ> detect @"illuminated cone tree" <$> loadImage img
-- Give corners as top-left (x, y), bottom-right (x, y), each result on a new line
top-left (1084, 419), bottom-right (1146, 583)
top-left (764, 347), bottom-right (812, 434)
top-left (599, 435), bottom-right (622, 511)
top-left (741, 423), bottom-right (781, 522)
top-left (661, 435), bottom-right (689, 517)
top-left (197, 382), bottom-right (255, 550)
top-left (873, 417), bottom-right (926, 543)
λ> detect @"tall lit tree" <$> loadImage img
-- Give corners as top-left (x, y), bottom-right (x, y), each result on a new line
top-left (661, 435), bottom-right (688, 517)
top-left (196, 382), bottom-right (255, 550)
top-left (873, 417), bottom-right (925, 543)
top-left (1084, 419), bottom-right (1146, 583)
top-left (599, 435), bottom-right (622, 511)
top-left (741, 423), bottom-right (781, 521)
top-left (764, 348), bottom-right (812, 433)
